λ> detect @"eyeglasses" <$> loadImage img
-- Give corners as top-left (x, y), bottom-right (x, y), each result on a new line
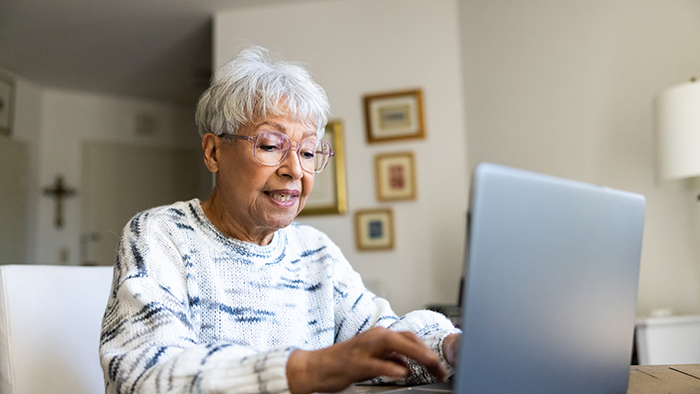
top-left (223, 130), bottom-right (334, 174)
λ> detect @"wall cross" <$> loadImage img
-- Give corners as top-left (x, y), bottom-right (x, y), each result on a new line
top-left (43, 175), bottom-right (76, 229)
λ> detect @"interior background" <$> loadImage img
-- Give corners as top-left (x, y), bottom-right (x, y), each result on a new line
top-left (1, 0), bottom-right (699, 317)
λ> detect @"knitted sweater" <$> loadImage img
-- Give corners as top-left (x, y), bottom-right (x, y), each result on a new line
top-left (99, 199), bottom-right (460, 394)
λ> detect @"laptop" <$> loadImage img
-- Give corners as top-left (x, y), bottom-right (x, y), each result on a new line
top-left (394, 163), bottom-right (646, 394)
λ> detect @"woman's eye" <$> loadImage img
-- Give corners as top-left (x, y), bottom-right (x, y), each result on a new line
top-left (258, 143), bottom-right (283, 152)
top-left (300, 150), bottom-right (315, 159)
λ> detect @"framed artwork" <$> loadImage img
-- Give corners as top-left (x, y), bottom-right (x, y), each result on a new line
top-left (0, 74), bottom-right (15, 137)
top-left (375, 151), bottom-right (416, 201)
top-left (364, 89), bottom-right (425, 143)
top-left (299, 120), bottom-right (348, 215)
top-left (355, 208), bottom-right (394, 250)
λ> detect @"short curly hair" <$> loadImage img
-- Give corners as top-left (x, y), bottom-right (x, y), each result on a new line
top-left (195, 46), bottom-right (330, 138)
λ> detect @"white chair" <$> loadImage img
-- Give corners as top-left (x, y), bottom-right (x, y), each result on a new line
top-left (0, 265), bottom-right (113, 394)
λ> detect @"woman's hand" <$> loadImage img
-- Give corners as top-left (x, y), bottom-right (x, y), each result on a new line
top-left (286, 327), bottom-right (448, 394)
top-left (441, 334), bottom-right (460, 367)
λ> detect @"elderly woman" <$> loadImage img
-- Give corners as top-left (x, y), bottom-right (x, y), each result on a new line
top-left (99, 46), bottom-right (461, 394)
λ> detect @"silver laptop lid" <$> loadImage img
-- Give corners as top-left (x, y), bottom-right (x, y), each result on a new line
top-left (456, 163), bottom-right (645, 394)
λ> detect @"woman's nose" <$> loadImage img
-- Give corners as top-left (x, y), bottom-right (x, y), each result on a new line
top-left (278, 147), bottom-right (305, 179)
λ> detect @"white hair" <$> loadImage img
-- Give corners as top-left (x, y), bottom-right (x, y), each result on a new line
top-left (195, 46), bottom-right (330, 138)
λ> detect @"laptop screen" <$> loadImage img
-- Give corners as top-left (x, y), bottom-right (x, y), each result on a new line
top-left (455, 163), bottom-right (645, 394)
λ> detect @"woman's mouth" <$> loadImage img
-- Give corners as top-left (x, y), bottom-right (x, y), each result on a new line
top-left (264, 190), bottom-right (300, 206)
top-left (268, 193), bottom-right (293, 202)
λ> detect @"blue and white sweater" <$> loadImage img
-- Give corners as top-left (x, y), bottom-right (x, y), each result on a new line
top-left (99, 199), bottom-right (459, 394)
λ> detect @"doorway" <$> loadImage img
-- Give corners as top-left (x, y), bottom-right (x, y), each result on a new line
top-left (81, 141), bottom-right (202, 266)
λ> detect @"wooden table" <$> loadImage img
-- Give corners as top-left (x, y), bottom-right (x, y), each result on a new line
top-left (343, 365), bottom-right (700, 394)
top-left (627, 364), bottom-right (700, 393)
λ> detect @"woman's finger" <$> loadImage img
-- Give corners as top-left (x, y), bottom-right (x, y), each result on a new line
top-left (374, 330), bottom-right (448, 381)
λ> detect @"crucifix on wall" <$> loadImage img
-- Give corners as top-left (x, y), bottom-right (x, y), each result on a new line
top-left (43, 175), bottom-right (76, 229)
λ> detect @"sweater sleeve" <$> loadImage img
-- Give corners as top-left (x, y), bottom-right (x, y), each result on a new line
top-left (99, 211), bottom-right (294, 394)
top-left (326, 239), bottom-right (461, 385)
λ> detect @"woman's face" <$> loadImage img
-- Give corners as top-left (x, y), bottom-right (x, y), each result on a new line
top-left (202, 115), bottom-right (316, 243)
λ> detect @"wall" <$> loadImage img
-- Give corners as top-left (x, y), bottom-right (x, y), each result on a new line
top-left (0, 75), bottom-right (43, 265)
top-left (2, 74), bottom-right (205, 266)
top-left (3, 75), bottom-right (44, 266)
top-left (36, 89), bottom-right (206, 266)
top-left (459, 0), bottom-right (700, 316)
top-left (214, 0), bottom-right (469, 315)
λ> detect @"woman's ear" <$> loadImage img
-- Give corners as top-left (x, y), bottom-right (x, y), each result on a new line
top-left (202, 133), bottom-right (220, 173)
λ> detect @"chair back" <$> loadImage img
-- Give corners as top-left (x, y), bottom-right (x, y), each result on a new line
top-left (0, 265), bottom-right (113, 394)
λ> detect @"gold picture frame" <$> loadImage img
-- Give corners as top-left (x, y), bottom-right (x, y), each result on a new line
top-left (375, 151), bottom-right (416, 201)
top-left (0, 73), bottom-right (15, 137)
top-left (355, 208), bottom-right (394, 250)
top-left (299, 120), bottom-right (348, 215)
top-left (364, 89), bottom-right (425, 143)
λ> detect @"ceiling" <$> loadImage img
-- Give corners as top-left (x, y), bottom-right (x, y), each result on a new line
top-left (0, 0), bottom-right (310, 106)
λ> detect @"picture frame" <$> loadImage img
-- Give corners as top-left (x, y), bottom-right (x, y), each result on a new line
top-left (355, 208), bottom-right (394, 251)
top-left (0, 73), bottom-right (15, 137)
top-left (375, 151), bottom-right (416, 201)
top-left (299, 120), bottom-right (348, 215)
top-left (363, 89), bottom-right (425, 143)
